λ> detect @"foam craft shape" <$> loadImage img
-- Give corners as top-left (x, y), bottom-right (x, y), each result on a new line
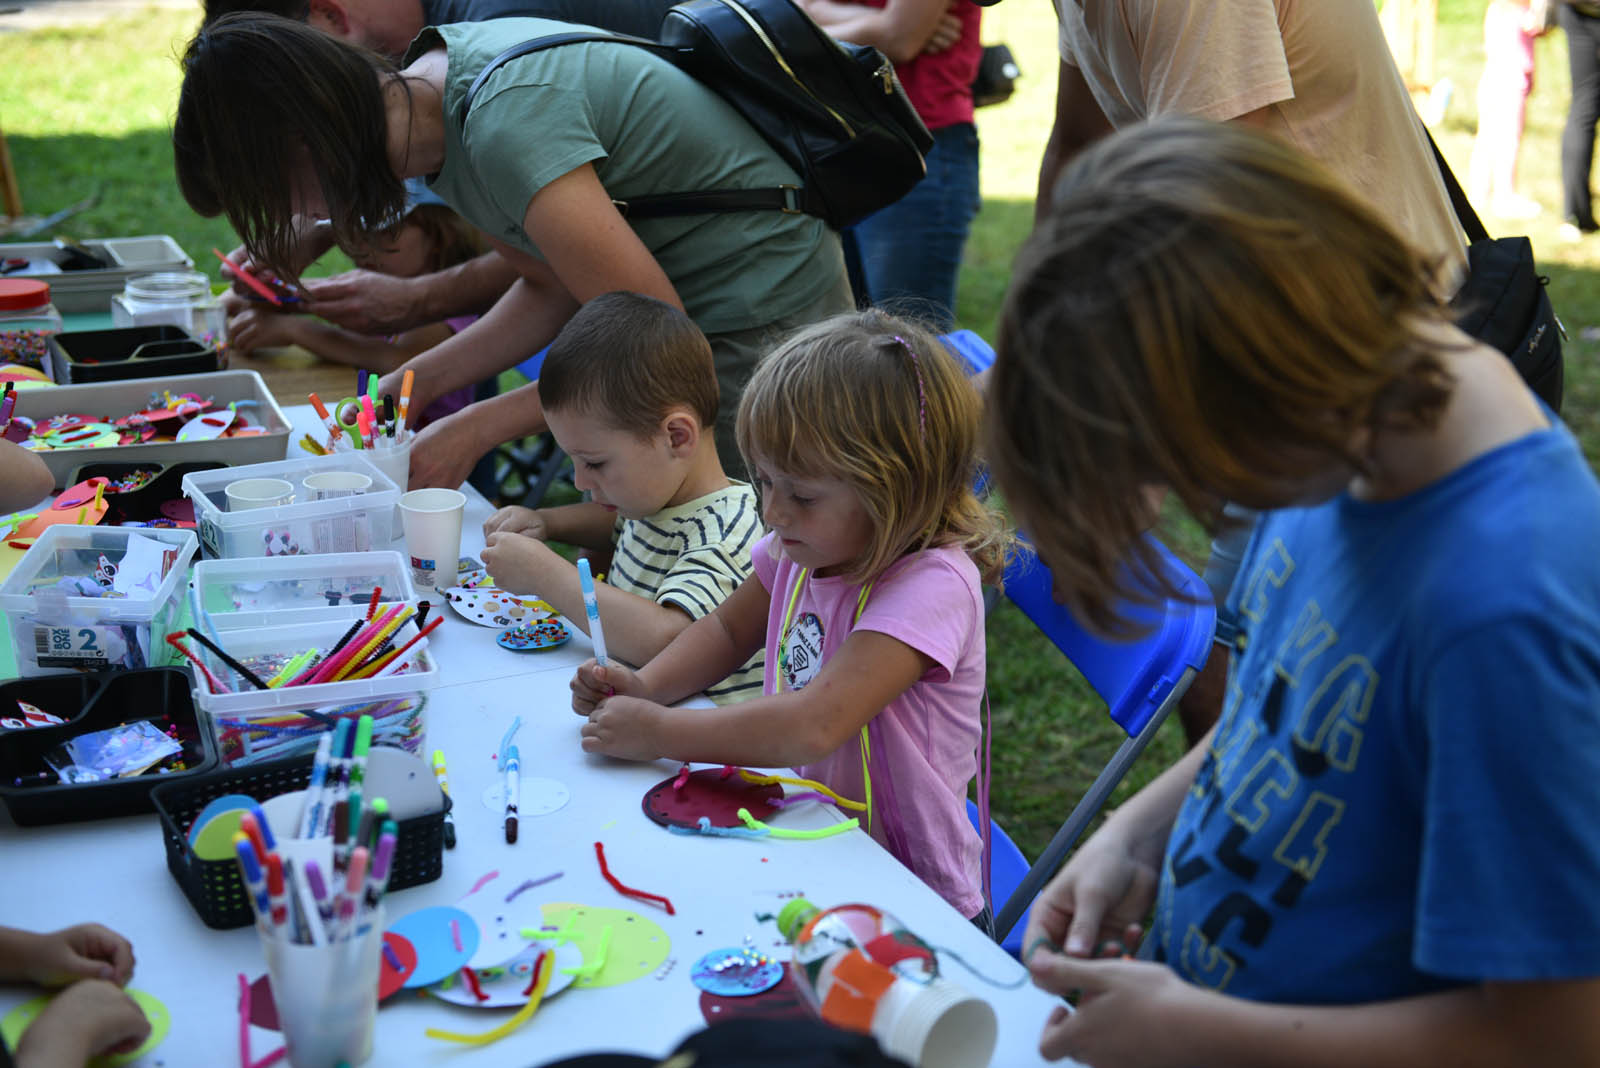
top-left (187, 793), bottom-right (259, 855)
top-left (442, 586), bottom-right (556, 628)
top-left (247, 973), bottom-right (281, 1031)
top-left (1, 988), bottom-right (170, 1067)
top-left (175, 409), bottom-right (235, 442)
top-left (16, 478), bottom-right (110, 539)
top-left (539, 903), bottom-right (669, 989)
top-left (379, 932), bottom-right (418, 1000)
top-left (0, 701), bottom-right (65, 730)
top-left (388, 906), bottom-right (480, 988)
top-left (699, 968), bottom-right (812, 1027)
top-left (641, 768), bottom-right (783, 830)
top-left (690, 947), bottom-right (785, 998)
top-left (364, 746), bottom-right (446, 821)
top-left (427, 941), bottom-right (582, 1008)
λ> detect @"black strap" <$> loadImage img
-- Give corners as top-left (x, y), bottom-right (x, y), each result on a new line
top-left (1422, 124), bottom-right (1491, 244)
top-left (459, 30), bottom-right (812, 221)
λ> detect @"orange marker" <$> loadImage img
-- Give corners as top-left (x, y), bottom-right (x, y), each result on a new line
top-left (397, 370), bottom-right (415, 435)
top-left (308, 392), bottom-right (342, 451)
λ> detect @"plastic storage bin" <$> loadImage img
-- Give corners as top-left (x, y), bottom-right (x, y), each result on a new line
top-left (63, 460), bottom-right (225, 525)
top-left (190, 616), bottom-right (435, 766)
top-left (0, 236), bottom-right (194, 315)
top-left (0, 526), bottom-right (198, 676)
top-left (0, 278), bottom-right (62, 369)
top-left (182, 454), bottom-right (400, 560)
top-left (191, 550), bottom-right (417, 631)
top-left (151, 754), bottom-right (448, 929)
top-left (45, 325), bottom-right (219, 384)
top-left (11, 370), bottom-right (292, 487)
top-left (0, 668), bottom-right (217, 825)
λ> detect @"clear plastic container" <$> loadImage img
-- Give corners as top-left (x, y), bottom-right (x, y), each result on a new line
top-left (190, 550), bottom-right (417, 631)
top-left (0, 526), bottom-right (199, 677)
top-left (0, 278), bottom-right (63, 368)
top-left (181, 455), bottom-right (400, 560)
top-left (111, 271), bottom-right (226, 348)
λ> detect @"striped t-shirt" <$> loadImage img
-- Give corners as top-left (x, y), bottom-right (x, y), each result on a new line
top-left (609, 482), bottom-right (764, 703)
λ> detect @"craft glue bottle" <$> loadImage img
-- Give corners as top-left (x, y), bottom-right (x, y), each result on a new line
top-left (777, 898), bottom-right (997, 1068)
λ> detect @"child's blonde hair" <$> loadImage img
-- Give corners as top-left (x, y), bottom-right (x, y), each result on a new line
top-left (736, 310), bottom-right (1010, 586)
top-left (990, 116), bottom-right (1457, 633)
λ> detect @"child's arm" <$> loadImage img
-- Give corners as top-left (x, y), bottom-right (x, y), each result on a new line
top-left (1025, 965), bottom-right (1600, 1068)
top-left (581, 624), bottom-right (935, 768)
top-left (0, 924), bottom-right (134, 987)
top-left (481, 531), bottom-right (699, 666)
top-left (483, 502), bottom-right (618, 555)
top-left (0, 442), bottom-right (53, 513)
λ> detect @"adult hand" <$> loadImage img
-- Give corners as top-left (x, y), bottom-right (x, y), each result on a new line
top-left (571, 659), bottom-right (648, 715)
top-left (480, 531), bottom-right (549, 594)
top-left (406, 411), bottom-right (488, 490)
top-left (578, 694), bottom-right (665, 759)
top-left (21, 924), bottom-right (136, 987)
top-left (224, 304), bottom-right (300, 357)
top-left (1028, 954), bottom-right (1197, 1066)
top-left (922, 5), bottom-right (962, 54)
top-left (1020, 822), bottom-right (1160, 964)
top-left (13, 979), bottom-right (151, 1068)
top-left (301, 270), bottom-right (419, 335)
top-left (484, 506), bottom-right (547, 541)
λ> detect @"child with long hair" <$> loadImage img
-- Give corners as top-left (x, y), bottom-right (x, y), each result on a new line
top-left (572, 310), bottom-right (1009, 921)
top-left (1468, 0), bottom-right (1548, 219)
top-left (990, 116), bottom-right (1600, 1066)
top-left (223, 201), bottom-right (484, 427)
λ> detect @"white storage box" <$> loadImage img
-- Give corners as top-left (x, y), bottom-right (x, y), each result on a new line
top-left (13, 370), bottom-right (292, 487)
top-left (0, 526), bottom-right (199, 676)
top-left (0, 236), bottom-right (195, 314)
top-left (191, 617), bottom-right (436, 766)
top-left (190, 550), bottom-right (417, 631)
top-left (182, 455), bottom-right (400, 560)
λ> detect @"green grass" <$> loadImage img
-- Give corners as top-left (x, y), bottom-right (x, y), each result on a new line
top-left (5, 1), bottom-right (1599, 865)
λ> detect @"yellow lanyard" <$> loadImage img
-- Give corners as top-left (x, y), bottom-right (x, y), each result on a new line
top-left (777, 567), bottom-right (874, 833)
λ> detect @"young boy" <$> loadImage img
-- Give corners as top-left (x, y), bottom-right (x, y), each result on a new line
top-left (482, 292), bottom-right (762, 704)
top-left (989, 118), bottom-right (1600, 1066)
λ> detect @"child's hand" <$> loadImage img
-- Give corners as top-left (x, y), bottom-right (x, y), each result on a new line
top-left (570, 659), bottom-right (647, 715)
top-left (1027, 954), bottom-right (1196, 1067)
top-left (12, 978), bottom-right (151, 1068)
top-left (481, 531), bottom-right (553, 595)
top-left (484, 506), bottom-right (548, 541)
top-left (225, 305), bottom-right (301, 357)
top-left (1020, 822), bottom-right (1158, 965)
top-left (19, 924), bottom-right (136, 987)
top-left (579, 695), bottom-right (666, 760)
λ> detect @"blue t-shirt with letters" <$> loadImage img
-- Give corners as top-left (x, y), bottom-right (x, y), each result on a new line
top-left (1152, 423), bottom-right (1600, 1003)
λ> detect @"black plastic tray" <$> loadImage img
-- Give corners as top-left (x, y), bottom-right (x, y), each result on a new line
top-left (46, 325), bottom-right (219, 384)
top-left (0, 668), bottom-right (217, 825)
top-left (63, 460), bottom-right (225, 524)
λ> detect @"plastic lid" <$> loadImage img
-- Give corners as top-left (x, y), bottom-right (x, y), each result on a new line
top-left (0, 278), bottom-right (50, 311)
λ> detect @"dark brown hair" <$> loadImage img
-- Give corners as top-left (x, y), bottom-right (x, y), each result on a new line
top-left (989, 116), bottom-right (1456, 634)
top-left (201, 0), bottom-right (310, 25)
top-left (736, 309), bottom-right (1010, 586)
top-left (174, 12), bottom-right (408, 280)
top-left (344, 203), bottom-right (486, 272)
top-left (538, 292), bottom-right (720, 438)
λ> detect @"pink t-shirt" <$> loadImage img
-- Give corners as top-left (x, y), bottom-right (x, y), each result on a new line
top-left (750, 531), bottom-right (986, 918)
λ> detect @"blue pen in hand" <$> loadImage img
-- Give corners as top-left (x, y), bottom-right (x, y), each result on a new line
top-left (577, 558), bottom-right (608, 667)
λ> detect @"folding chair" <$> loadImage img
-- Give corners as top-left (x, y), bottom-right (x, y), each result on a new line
top-left (966, 798), bottom-right (1033, 957)
top-left (991, 535), bottom-right (1216, 945)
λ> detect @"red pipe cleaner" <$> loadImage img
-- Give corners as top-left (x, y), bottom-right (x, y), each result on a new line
top-left (593, 841), bottom-right (675, 915)
top-left (672, 764), bottom-right (691, 791)
top-left (461, 966), bottom-right (489, 1002)
top-left (520, 948), bottom-right (548, 997)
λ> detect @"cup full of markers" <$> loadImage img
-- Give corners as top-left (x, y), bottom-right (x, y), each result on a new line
top-left (233, 713), bottom-right (397, 1067)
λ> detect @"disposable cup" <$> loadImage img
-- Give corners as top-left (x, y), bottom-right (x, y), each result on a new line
top-left (226, 478), bottom-right (295, 511)
top-left (398, 488), bottom-right (465, 592)
top-left (302, 471), bottom-right (373, 501)
top-left (872, 974), bottom-right (997, 1068)
top-left (263, 905), bottom-right (384, 1067)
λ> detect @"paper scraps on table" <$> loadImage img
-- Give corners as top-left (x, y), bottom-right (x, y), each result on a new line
top-left (1, 988), bottom-right (170, 1068)
top-left (690, 947), bottom-right (784, 998)
top-left (482, 776), bottom-right (568, 817)
top-left (387, 906), bottom-right (479, 988)
top-left (496, 618), bottom-right (570, 652)
top-left (526, 902), bottom-right (670, 989)
top-left (0, 701), bottom-right (65, 731)
top-left (442, 586), bottom-right (558, 628)
top-left (427, 941), bottom-right (583, 1008)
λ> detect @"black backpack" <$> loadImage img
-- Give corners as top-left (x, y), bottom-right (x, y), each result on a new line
top-left (460, 0), bottom-right (934, 228)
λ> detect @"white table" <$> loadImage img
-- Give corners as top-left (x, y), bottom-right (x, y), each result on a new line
top-left (0, 405), bottom-right (1071, 1067)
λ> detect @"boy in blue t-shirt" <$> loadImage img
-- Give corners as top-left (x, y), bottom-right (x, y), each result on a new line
top-left (988, 116), bottom-right (1600, 1065)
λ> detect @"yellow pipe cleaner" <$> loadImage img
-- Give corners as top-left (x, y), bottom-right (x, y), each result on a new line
top-left (736, 770), bottom-right (867, 812)
top-left (736, 807), bottom-right (858, 840)
top-left (424, 945), bottom-right (553, 1044)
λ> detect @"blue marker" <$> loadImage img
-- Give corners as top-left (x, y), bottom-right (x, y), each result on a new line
top-left (234, 836), bottom-right (271, 929)
top-left (504, 745), bottom-right (520, 845)
top-left (576, 559), bottom-right (608, 667)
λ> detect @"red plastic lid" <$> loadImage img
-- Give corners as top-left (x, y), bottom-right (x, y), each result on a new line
top-left (0, 278), bottom-right (51, 311)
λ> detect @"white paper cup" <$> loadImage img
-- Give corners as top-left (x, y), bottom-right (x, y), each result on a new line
top-left (226, 477), bottom-right (295, 511)
top-left (399, 488), bottom-right (465, 591)
top-left (872, 974), bottom-right (997, 1068)
top-left (264, 906), bottom-right (384, 1067)
top-left (303, 471), bottom-right (373, 501)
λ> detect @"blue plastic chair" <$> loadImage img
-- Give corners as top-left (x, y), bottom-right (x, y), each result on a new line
top-left (966, 798), bottom-right (1032, 957)
top-left (991, 535), bottom-right (1216, 945)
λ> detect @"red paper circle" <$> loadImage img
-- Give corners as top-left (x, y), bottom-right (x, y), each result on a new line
top-left (378, 931), bottom-right (418, 1000)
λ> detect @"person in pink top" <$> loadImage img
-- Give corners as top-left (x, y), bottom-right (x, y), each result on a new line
top-left (571, 309), bottom-right (1010, 923)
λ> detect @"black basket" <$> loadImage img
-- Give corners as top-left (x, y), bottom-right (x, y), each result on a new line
top-left (45, 326), bottom-right (219, 384)
top-left (63, 460), bottom-right (225, 525)
top-left (0, 668), bottom-right (217, 825)
top-left (150, 754), bottom-right (449, 930)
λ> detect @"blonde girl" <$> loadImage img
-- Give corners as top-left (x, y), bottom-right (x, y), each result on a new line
top-left (572, 309), bottom-right (1009, 921)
